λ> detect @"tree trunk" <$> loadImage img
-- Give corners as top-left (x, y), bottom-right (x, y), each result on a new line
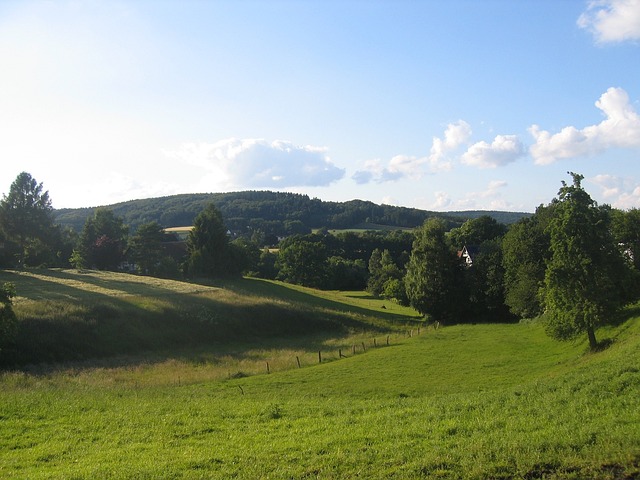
top-left (587, 326), bottom-right (598, 351)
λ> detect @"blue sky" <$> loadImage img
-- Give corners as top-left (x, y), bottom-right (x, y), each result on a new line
top-left (1, 0), bottom-right (639, 212)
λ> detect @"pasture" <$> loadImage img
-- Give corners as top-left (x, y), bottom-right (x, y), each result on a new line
top-left (0, 270), bottom-right (639, 478)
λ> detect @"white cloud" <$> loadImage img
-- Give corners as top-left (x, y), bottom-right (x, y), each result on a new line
top-left (351, 155), bottom-right (428, 184)
top-left (428, 181), bottom-right (510, 211)
top-left (578, 0), bottom-right (640, 43)
top-left (432, 191), bottom-right (452, 209)
top-left (351, 120), bottom-right (471, 184)
top-left (460, 180), bottom-right (511, 209)
top-left (529, 87), bottom-right (640, 164)
top-left (617, 186), bottom-right (640, 208)
top-left (461, 135), bottom-right (525, 168)
top-left (428, 120), bottom-right (472, 171)
top-left (168, 138), bottom-right (345, 189)
top-left (591, 174), bottom-right (640, 208)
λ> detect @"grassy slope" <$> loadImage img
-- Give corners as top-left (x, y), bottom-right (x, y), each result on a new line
top-left (0, 269), bottom-right (419, 366)
top-left (0, 271), bottom-right (639, 479)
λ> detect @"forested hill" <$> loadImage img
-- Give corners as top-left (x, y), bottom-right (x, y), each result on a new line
top-left (54, 191), bottom-right (531, 234)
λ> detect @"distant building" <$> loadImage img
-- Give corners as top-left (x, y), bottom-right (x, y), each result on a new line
top-left (457, 245), bottom-right (479, 268)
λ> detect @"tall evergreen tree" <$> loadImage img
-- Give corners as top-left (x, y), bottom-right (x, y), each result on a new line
top-left (543, 173), bottom-right (635, 350)
top-left (0, 172), bottom-right (54, 267)
top-left (127, 221), bottom-right (167, 275)
top-left (73, 208), bottom-right (128, 270)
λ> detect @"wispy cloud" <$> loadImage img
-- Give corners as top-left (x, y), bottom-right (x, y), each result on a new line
top-left (429, 180), bottom-right (510, 211)
top-left (351, 120), bottom-right (472, 184)
top-left (529, 87), bottom-right (640, 164)
top-left (591, 174), bottom-right (640, 208)
top-left (167, 138), bottom-right (345, 189)
top-left (578, 0), bottom-right (640, 44)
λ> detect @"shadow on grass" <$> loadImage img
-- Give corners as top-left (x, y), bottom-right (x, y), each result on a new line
top-left (0, 269), bottom-right (410, 370)
top-left (223, 277), bottom-right (421, 324)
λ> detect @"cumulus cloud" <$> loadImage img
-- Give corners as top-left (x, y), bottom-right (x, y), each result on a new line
top-left (168, 138), bottom-right (345, 189)
top-left (529, 87), bottom-right (640, 164)
top-left (578, 0), bottom-right (640, 43)
top-left (428, 120), bottom-right (473, 171)
top-left (461, 135), bottom-right (525, 168)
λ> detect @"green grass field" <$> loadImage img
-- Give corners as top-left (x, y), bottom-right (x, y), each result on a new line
top-left (1, 269), bottom-right (639, 479)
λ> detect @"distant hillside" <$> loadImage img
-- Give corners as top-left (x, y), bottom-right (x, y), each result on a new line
top-left (445, 210), bottom-right (533, 225)
top-left (54, 191), bottom-right (531, 235)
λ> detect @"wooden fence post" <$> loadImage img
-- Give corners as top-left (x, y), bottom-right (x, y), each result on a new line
top-left (318, 351), bottom-right (322, 363)
top-left (362, 341), bottom-right (366, 352)
top-left (386, 335), bottom-right (390, 346)
top-left (266, 362), bottom-right (270, 374)
top-left (296, 356), bottom-right (301, 368)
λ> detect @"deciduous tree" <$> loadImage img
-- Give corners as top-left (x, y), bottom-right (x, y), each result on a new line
top-left (276, 238), bottom-right (328, 288)
top-left (543, 173), bottom-right (635, 350)
top-left (185, 203), bottom-right (238, 277)
top-left (448, 215), bottom-right (506, 249)
top-left (501, 207), bottom-right (552, 318)
top-left (404, 218), bottom-right (462, 322)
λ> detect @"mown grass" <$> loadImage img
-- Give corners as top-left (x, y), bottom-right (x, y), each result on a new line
top-left (0, 269), bottom-right (639, 478)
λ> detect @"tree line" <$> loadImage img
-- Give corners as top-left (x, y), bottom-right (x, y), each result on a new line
top-left (1, 171), bottom-right (639, 351)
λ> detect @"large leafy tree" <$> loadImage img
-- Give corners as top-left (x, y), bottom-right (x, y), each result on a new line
top-left (277, 238), bottom-right (328, 288)
top-left (543, 173), bottom-right (635, 350)
top-left (73, 208), bottom-right (128, 270)
top-left (0, 172), bottom-right (54, 267)
top-left (404, 218), bottom-right (462, 323)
